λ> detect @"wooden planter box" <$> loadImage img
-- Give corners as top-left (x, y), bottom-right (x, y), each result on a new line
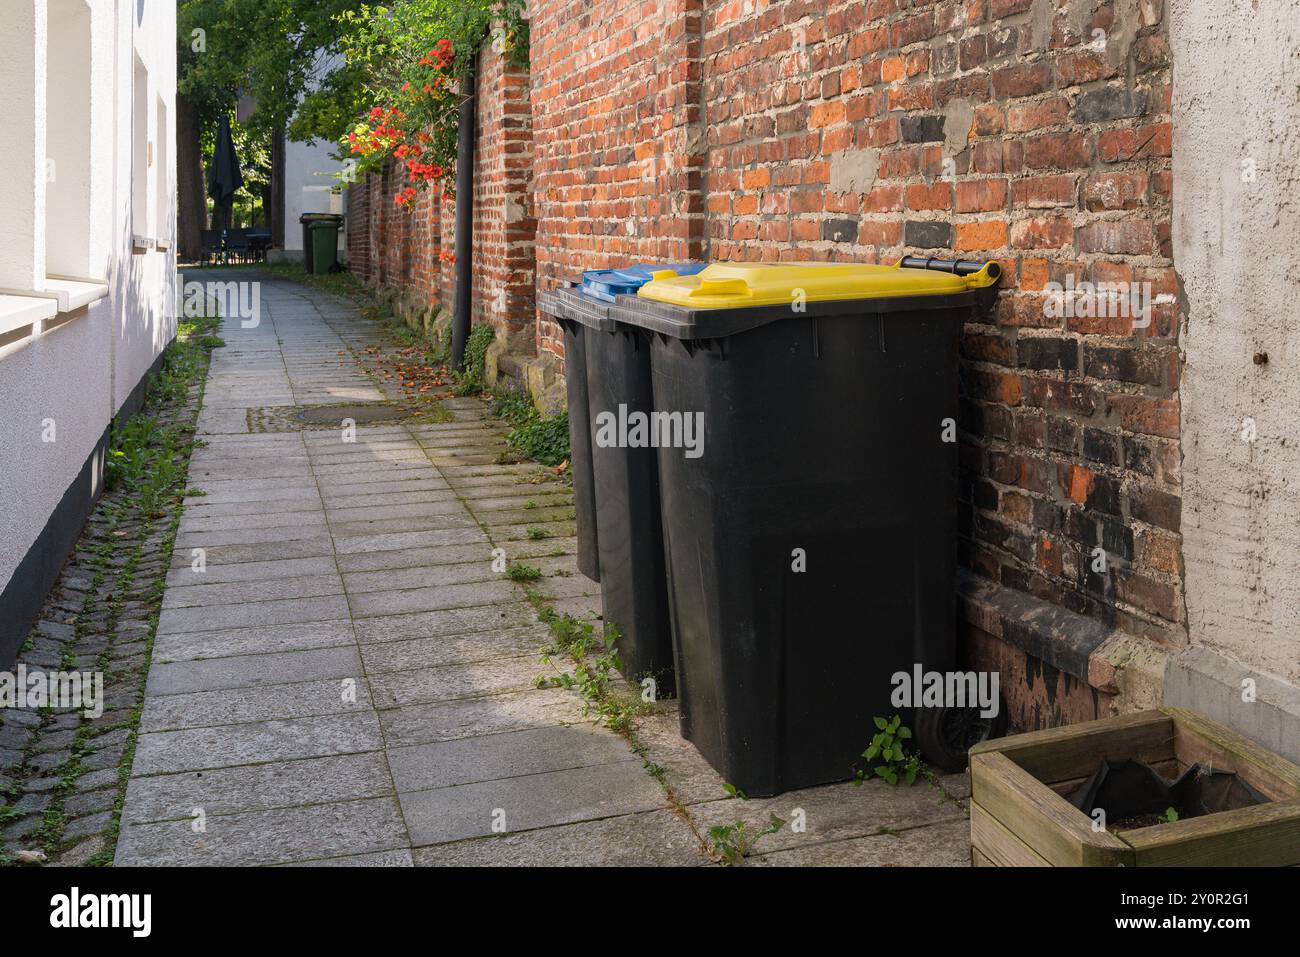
top-left (969, 707), bottom-right (1300, 866)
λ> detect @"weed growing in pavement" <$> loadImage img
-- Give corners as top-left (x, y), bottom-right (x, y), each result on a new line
top-left (854, 715), bottom-right (958, 807)
top-left (528, 599), bottom-right (643, 734)
top-left (489, 380), bottom-right (571, 467)
top-left (857, 714), bottom-right (924, 786)
top-left (506, 562), bottom-right (542, 582)
top-left (706, 816), bottom-right (786, 866)
top-left (525, 526), bottom-right (548, 540)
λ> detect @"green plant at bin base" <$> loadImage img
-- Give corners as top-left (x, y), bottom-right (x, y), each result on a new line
top-left (506, 562), bottom-right (541, 582)
top-left (1163, 806), bottom-right (1180, 824)
top-left (509, 412), bottom-right (569, 467)
top-left (723, 783), bottom-right (749, 800)
top-left (707, 815), bottom-right (786, 866)
top-left (530, 601), bottom-right (642, 734)
top-left (857, 714), bottom-right (927, 787)
top-left (489, 380), bottom-right (572, 468)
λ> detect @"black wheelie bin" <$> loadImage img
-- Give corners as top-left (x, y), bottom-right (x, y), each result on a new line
top-left (612, 257), bottom-right (1002, 795)
top-left (546, 263), bottom-right (705, 697)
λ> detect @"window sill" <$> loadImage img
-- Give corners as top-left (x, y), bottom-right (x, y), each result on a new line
top-left (0, 277), bottom-right (108, 316)
top-left (155, 239), bottom-right (172, 252)
top-left (42, 276), bottom-right (110, 311)
top-left (0, 294), bottom-right (58, 342)
top-left (132, 235), bottom-right (156, 253)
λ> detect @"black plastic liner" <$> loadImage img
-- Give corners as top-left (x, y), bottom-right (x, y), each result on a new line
top-left (1068, 758), bottom-right (1270, 823)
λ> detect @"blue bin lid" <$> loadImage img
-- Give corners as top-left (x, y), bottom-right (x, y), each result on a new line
top-left (580, 262), bottom-right (706, 303)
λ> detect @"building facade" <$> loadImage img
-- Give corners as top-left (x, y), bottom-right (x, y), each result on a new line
top-left (0, 0), bottom-right (177, 665)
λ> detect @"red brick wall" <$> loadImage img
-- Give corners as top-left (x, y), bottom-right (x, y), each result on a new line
top-left (348, 40), bottom-right (534, 341)
top-left (346, 174), bottom-right (370, 276)
top-left (526, 0), bottom-right (1182, 645)
top-left (529, 0), bottom-right (707, 372)
top-left (474, 45), bottom-right (537, 350)
top-left (352, 1), bottom-right (1181, 648)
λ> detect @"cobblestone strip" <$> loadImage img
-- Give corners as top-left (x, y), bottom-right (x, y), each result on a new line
top-left (0, 326), bottom-right (217, 866)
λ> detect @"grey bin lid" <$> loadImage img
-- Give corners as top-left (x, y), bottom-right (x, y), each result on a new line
top-left (610, 288), bottom-right (992, 340)
top-left (540, 286), bottom-right (618, 333)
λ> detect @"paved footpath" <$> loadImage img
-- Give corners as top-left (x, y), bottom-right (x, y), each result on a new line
top-left (114, 274), bottom-right (971, 866)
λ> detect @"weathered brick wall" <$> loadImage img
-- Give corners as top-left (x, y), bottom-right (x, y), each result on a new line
top-left (352, 1), bottom-right (1182, 662)
top-left (529, 0), bottom-right (707, 373)
top-left (527, 0), bottom-right (1182, 650)
top-left (347, 39), bottom-right (533, 342)
top-left (474, 45), bottom-right (537, 351)
top-left (346, 175), bottom-right (370, 276)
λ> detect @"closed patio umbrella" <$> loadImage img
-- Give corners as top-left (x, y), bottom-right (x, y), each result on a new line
top-left (207, 113), bottom-right (243, 231)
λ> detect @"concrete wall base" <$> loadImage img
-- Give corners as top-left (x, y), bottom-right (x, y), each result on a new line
top-left (0, 345), bottom-right (170, 668)
top-left (486, 344), bottom-right (565, 416)
top-left (1164, 645), bottom-right (1300, 767)
top-left (959, 569), bottom-right (1168, 733)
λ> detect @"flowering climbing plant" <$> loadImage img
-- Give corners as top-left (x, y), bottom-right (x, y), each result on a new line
top-left (333, 1), bottom-right (529, 212)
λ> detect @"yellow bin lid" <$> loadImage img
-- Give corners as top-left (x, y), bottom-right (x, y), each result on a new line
top-left (637, 259), bottom-right (1000, 309)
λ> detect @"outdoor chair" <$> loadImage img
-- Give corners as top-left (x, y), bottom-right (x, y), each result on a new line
top-left (224, 228), bottom-right (250, 263)
top-left (247, 230), bottom-right (272, 262)
top-left (199, 229), bottom-right (222, 265)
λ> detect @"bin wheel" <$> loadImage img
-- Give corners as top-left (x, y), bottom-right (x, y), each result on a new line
top-left (915, 700), bottom-right (1007, 773)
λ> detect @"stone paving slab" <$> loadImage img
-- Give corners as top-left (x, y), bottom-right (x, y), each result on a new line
top-left (376, 689), bottom-right (579, 748)
top-left (410, 810), bottom-right (703, 867)
top-left (387, 725), bottom-right (635, 792)
top-left (159, 573), bottom-right (345, 608)
top-left (156, 594), bottom-right (351, 634)
top-left (139, 677), bottom-right (374, 732)
top-left (399, 760), bottom-right (665, 847)
top-left (358, 625), bottom-right (551, 674)
top-left (112, 276), bottom-right (974, 868)
top-left (151, 618), bottom-right (358, 663)
top-left (748, 818), bottom-right (971, 867)
top-left (145, 646), bottom-right (362, 695)
top-left (163, 554), bottom-right (338, 588)
top-left (350, 602), bottom-right (540, 643)
top-left (368, 656), bottom-right (552, 709)
top-left (115, 796), bottom-right (408, 867)
top-left (132, 712), bottom-right (384, 775)
top-left (121, 752), bottom-right (393, 824)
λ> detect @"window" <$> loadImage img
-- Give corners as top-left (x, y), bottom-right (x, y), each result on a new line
top-left (132, 53), bottom-right (150, 243)
top-left (45, 0), bottom-right (94, 278)
top-left (155, 96), bottom-right (169, 248)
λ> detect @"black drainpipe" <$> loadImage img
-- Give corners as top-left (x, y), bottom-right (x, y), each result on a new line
top-left (450, 71), bottom-right (477, 370)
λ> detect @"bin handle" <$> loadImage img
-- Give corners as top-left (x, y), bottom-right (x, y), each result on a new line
top-left (689, 277), bottom-right (751, 298)
top-left (898, 256), bottom-right (1001, 287)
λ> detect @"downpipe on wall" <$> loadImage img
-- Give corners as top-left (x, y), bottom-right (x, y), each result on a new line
top-left (451, 74), bottom-right (477, 370)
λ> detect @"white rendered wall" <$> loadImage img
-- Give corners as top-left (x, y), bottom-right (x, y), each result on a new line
top-left (1172, 0), bottom-right (1300, 687)
top-left (283, 52), bottom-right (348, 254)
top-left (284, 135), bottom-right (347, 252)
top-left (0, 0), bottom-right (176, 599)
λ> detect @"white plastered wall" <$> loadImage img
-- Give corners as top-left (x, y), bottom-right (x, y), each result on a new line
top-left (0, 0), bottom-right (176, 599)
top-left (1172, 0), bottom-right (1300, 687)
